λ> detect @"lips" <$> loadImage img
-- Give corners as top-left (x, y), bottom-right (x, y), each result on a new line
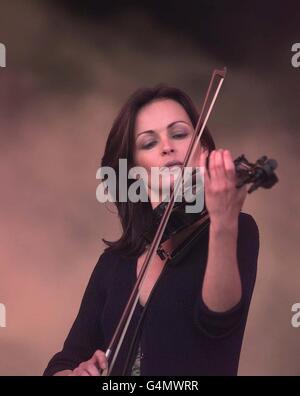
top-left (159, 161), bottom-right (183, 175)
top-left (163, 160), bottom-right (183, 168)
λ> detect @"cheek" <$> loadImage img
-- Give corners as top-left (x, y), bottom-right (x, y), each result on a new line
top-left (176, 135), bottom-right (193, 154)
top-left (181, 139), bottom-right (191, 152)
top-left (134, 151), bottom-right (153, 171)
top-left (176, 139), bottom-right (192, 162)
top-left (188, 144), bottom-right (202, 166)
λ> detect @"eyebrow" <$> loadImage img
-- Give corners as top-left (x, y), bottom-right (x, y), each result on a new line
top-left (136, 120), bottom-right (191, 138)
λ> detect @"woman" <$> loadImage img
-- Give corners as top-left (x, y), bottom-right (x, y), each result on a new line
top-left (43, 84), bottom-right (259, 376)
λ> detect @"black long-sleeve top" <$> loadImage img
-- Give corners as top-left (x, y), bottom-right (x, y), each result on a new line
top-left (43, 212), bottom-right (259, 376)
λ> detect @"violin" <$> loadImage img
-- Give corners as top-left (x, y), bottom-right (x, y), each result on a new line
top-left (143, 153), bottom-right (278, 260)
top-left (103, 68), bottom-right (279, 375)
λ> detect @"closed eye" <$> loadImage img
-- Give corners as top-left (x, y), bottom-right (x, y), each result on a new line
top-left (172, 131), bottom-right (189, 139)
top-left (141, 140), bottom-right (157, 150)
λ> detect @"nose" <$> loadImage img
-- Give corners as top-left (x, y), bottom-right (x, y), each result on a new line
top-left (161, 137), bottom-right (174, 156)
top-left (162, 146), bottom-right (174, 155)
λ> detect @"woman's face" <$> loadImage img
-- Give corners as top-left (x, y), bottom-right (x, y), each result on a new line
top-left (133, 99), bottom-right (204, 203)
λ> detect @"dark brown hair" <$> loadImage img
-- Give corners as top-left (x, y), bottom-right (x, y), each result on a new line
top-left (101, 84), bottom-right (215, 257)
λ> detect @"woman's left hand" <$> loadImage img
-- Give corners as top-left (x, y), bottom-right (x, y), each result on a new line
top-left (199, 148), bottom-right (248, 226)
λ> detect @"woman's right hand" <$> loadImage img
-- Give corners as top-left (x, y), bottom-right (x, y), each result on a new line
top-left (68, 350), bottom-right (108, 376)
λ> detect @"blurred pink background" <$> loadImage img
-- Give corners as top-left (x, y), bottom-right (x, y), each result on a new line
top-left (0, 0), bottom-right (299, 375)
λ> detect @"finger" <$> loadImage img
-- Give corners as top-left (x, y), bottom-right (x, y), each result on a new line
top-left (80, 371), bottom-right (90, 376)
top-left (72, 367), bottom-right (81, 376)
top-left (214, 149), bottom-right (226, 179)
top-left (85, 364), bottom-right (101, 376)
top-left (198, 148), bottom-right (208, 168)
top-left (100, 366), bottom-right (109, 376)
top-left (198, 149), bottom-right (209, 183)
top-left (203, 156), bottom-right (210, 188)
top-left (208, 150), bottom-right (217, 179)
top-left (73, 365), bottom-right (90, 376)
top-left (223, 150), bottom-right (236, 182)
top-left (94, 351), bottom-right (108, 372)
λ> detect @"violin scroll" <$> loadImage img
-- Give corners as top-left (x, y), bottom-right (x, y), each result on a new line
top-left (234, 154), bottom-right (278, 193)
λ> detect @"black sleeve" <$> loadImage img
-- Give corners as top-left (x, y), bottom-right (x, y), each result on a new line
top-left (42, 251), bottom-right (112, 376)
top-left (194, 212), bottom-right (259, 337)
